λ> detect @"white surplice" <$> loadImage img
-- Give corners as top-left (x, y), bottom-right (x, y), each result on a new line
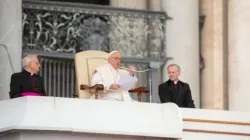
top-left (90, 64), bottom-right (138, 101)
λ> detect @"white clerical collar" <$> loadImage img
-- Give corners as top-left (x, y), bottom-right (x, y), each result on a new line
top-left (174, 80), bottom-right (179, 84)
top-left (24, 69), bottom-right (35, 76)
top-left (108, 64), bottom-right (118, 71)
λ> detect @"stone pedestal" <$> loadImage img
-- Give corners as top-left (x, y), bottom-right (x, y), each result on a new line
top-left (147, 0), bottom-right (163, 103)
top-left (162, 0), bottom-right (200, 107)
top-left (0, 0), bottom-right (22, 101)
top-left (110, 0), bottom-right (150, 102)
top-left (228, 0), bottom-right (250, 111)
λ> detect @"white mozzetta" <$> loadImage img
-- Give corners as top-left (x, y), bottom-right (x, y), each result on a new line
top-left (0, 97), bottom-right (183, 138)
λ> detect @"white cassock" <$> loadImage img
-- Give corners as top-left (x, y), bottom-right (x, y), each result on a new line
top-left (90, 64), bottom-right (138, 101)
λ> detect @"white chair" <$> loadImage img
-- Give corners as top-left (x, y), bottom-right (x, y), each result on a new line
top-left (74, 50), bottom-right (149, 101)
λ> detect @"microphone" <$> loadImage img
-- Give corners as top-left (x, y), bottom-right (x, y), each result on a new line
top-left (119, 59), bottom-right (150, 73)
top-left (119, 67), bottom-right (151, 73)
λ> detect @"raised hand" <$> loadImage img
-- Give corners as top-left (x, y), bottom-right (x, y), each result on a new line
top-left (128, 65), bottom-right (136, 76)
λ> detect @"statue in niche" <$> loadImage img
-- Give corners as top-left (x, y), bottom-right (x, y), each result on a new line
top-left (87, 32), bottom-right (105, 50)
top-left (78, 16), bottom-right (109, 52)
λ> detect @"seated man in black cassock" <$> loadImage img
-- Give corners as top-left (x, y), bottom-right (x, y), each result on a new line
top-left (9, 55), bottom-right (46, 98)
top-left (158, 64), bottom-right (195, 108)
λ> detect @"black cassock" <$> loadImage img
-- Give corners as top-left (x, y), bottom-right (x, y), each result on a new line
top-left (158, 80), bottom-right (195, 108)
top-left (9, 70), bottom-right (46, 98)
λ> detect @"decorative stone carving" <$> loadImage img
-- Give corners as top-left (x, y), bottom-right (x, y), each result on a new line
top-left (108, 17), bottom-right (149, 57)
top-left (23, 9), bottom-right (110, 53)
top-left (149, 61), bottom-right (164, 69)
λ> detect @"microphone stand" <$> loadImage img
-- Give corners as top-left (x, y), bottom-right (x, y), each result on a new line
top-left (119, 67), bottom-right (152, 102)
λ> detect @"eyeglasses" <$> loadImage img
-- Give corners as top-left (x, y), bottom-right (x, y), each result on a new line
top-left (111, 57), bottom-right (122, 61)
top-left (29, 61), bottom-right (40, 66)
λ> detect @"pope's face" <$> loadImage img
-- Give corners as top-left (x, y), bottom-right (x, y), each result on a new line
top-left (109, 52), bottom-right (121, 69)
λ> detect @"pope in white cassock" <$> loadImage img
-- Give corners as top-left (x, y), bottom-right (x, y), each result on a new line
top-left (90, 51), bottom-right (138, 101)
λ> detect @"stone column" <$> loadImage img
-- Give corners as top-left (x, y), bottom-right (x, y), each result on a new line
top-left (228, 0), bottom-right (250, 111)
top-left (162, 0), bottom-right (200, 107)
top-left (0, 0), bottom-right (22, 100)
top-left (148, 0), bottom-right (162, 11)
top-left (110, 0), bottom-right (147, 10)
top-left (147, 0), bottom-right (163, 103)
top-left (200, 0), bottom-right (228, 109)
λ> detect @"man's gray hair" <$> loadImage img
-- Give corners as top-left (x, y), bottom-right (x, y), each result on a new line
top-left (167, 64), bottom-right (181, 72)
top-left (22, 55), bottom-right (38, 68)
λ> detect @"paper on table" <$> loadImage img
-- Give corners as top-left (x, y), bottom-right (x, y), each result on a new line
top-left (118, 75), bottom-right (137, 91)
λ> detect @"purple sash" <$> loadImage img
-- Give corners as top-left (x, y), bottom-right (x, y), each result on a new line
top-left (21, 92), bottom-right (41, 96)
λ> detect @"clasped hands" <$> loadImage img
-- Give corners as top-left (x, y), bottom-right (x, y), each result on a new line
top-left (110, 84), bottom-right (120, 90)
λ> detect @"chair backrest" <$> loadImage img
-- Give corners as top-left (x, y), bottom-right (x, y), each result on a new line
top-left (74, 50), bottom-right (109, 99)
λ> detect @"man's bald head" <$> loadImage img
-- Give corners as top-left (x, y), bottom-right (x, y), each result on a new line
top-left (167, 64), bottom-right (181, 81)
top-left (108, 51), bottom-right (120, 58)
top-left (108, 51), bottom-right (121, 69)
top-left (22, 55), bottom-right (36, 68)
top-left (22, 55), bottom-right (41, 73)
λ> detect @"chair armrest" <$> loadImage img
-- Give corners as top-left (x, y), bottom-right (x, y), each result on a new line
top-left (9, 92), bottom-right (20, 99)
top-left (129, 87), bottom-right (150, 102)
top-left (74, 84), bottom-right (104, 99)
top-left (80, 84), bottom-right (104, 91)
top-left (72, 94), bottom-right (78, 98)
